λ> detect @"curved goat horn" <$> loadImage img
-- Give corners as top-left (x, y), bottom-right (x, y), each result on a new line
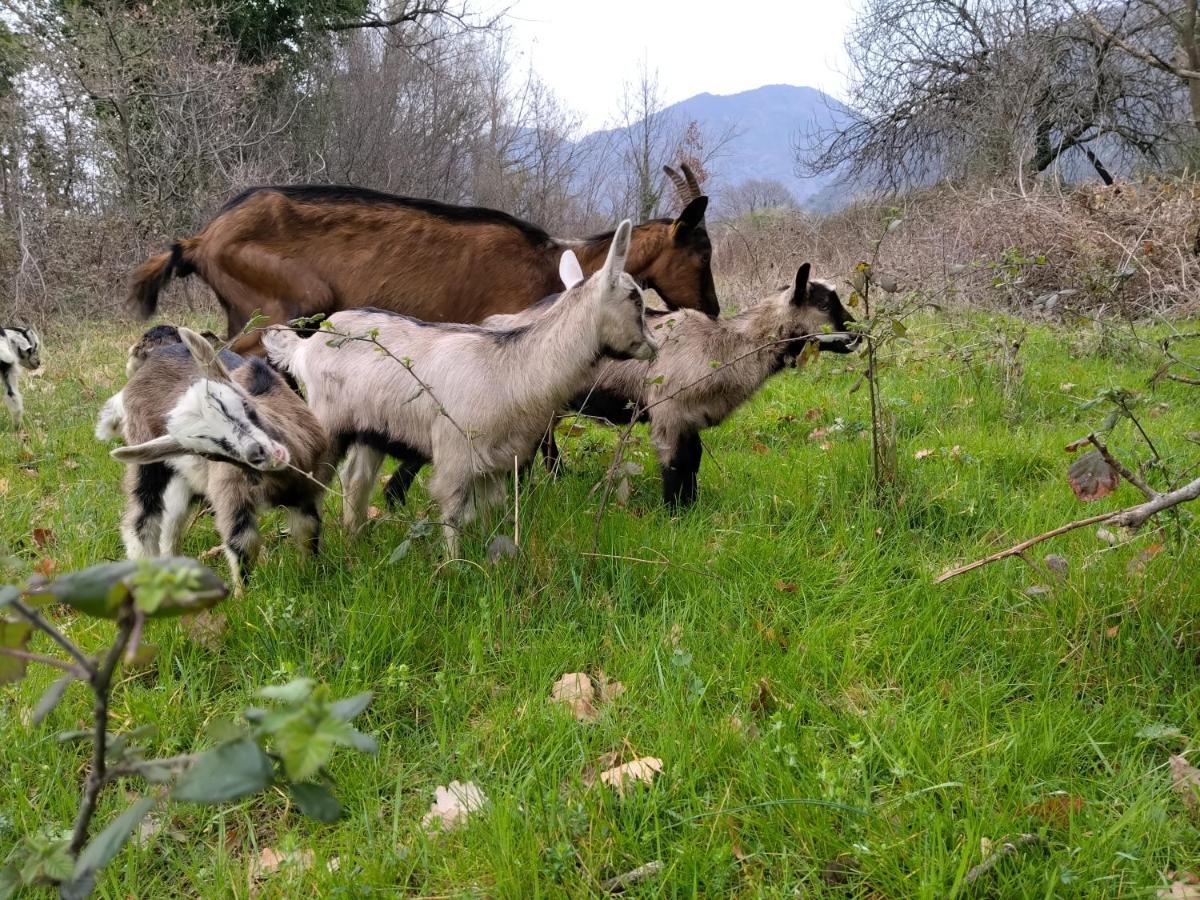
top-left (679, 162), bottom-right (703, 199)
top-left (662, 164), bottom-right (692, 206)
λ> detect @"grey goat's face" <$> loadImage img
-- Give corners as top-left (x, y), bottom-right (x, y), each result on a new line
top-left (779, 264), bottom-right (860, 362)
top-left (598, 272), bottom-right (658, 362)
top-left (579, 220), bottom-right (658, 363)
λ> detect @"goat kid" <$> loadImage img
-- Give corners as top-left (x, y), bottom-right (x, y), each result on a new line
top-left (471, 263), bottom-right (858, 508)
top-left (265, 219), bottom-right (656, 557)
top-left (1, 325), bottom-right (41, 427)
top-left (96, 325), bottom-right (231, 441)
top-left (103, 326), bottom-right (331, 591)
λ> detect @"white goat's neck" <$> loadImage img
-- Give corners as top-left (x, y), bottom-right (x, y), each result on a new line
top-left (501, 284), bottom-right (606, 418)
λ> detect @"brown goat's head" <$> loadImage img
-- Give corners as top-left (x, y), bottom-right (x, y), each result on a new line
top-left (632, 162), bottom-right (718, 318)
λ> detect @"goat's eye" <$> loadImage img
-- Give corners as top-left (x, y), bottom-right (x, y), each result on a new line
top-left (246, 408), bottom-right (260, 425)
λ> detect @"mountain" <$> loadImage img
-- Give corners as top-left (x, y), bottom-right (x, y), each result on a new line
top-left (576, 83), bottom-right (856, 213)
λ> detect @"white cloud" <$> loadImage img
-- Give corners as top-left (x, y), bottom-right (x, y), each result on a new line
top-left (493, 0), bottom-right (857, 132)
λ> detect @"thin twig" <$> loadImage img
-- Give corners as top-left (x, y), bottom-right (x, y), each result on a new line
top-left (0, 646), bottom-right (86, 678)
top-left (9, 598), bottom-right (97, 677)
top-left (937, 473), bottom-right (1200, 583)
top-left (69, 608), bottom-right (136, 856)
top-left (1083, 433), bottom-right (1157, 501)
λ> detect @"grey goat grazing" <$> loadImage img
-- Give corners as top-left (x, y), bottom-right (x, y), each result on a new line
top-left (102, 326), bottom-right (332, 591)
top-left (466, 262), bottom-right (857, 508)
top-left (265, 219), bottom-right (657, 557)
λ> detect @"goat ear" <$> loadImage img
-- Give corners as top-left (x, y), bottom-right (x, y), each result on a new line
top-left (672, 196), bottom-right (708, 235)
top-left (558, 250), bottom-right (585, 290)
top-left (792, 263), bottom-right (812, 306)
top-left (178, 327), bottom-right (233, 381)
top-left (112, 435), bottom-right (186, 464)
top-left (602, 220), bottom-right (633, 286)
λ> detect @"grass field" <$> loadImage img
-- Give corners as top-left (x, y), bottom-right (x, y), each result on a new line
top-left (1, 312), bottom-right (1198, 897)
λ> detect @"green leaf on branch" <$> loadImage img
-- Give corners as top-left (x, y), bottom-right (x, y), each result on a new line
top-left (0, 617), bottom-right (32, 685)
top-left (329, 691), bottom-right (372, 722)
top-left (172, 739), bottom-right (273, 804)
top-left (890, 318), bottom-right (908, 338)
top-left (289, 782), bottom-right (342, 823)
top-left (61, 797), bottom-right (157, 900)
top-left (274, 715), bottom-right (341, 782)
top-left (257, 678), bottom-right (316, 704)
top-left (31, 673), bottom-right (75, 725)
top-left (22, 558), bottom-right (226, 620)
top-left (0, 585), bottom-right (17, 611)
top-left (2, 830), bottom-right (73, 894)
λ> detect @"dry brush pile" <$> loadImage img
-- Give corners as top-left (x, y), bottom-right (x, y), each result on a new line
top-left (712, 176), bottom-right (1200, 317)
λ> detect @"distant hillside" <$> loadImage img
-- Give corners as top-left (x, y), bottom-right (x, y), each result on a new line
top-left (577, 83), bottom-right (856, 213)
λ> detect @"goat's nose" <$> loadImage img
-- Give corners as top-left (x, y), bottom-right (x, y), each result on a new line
top-left (245, 443), bottom-right (268, 467)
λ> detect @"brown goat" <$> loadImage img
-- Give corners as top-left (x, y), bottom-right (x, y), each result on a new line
top-left (131, 166), bottom-right (717, 354)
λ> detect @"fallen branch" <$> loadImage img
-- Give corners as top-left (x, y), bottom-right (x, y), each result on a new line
top-left (601, 860), bottom-right (663, 893)
top-left (937, 473), bottom-right (1200, 583)
top-left (1166, 373), bottom-right (1200, 386)
top-left (963, 834), bottom-right (1041, 885)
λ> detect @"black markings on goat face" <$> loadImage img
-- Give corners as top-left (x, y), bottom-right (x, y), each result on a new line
top-left (790, 264), bottom-right (859, 356)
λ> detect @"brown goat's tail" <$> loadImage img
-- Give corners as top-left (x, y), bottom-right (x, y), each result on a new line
top-left (128, 241), bottom-right (195, 319)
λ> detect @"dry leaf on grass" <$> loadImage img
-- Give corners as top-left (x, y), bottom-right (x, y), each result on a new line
top-left (597, 672), bottom-right (625, 703)
top-left (250, 847), bottom-right (314, 880)
top-left (914, 448), bottom-right (935, 460)
top-left (599, 757), bottom-right (662, 795)
top-left (34, 557), bottom-right (55, 578)
top-left (1128, 542), bottom-right (1165, 575)
top-left (367, 505), bottom-right (383, 520)
top-left (31, 527), bottom-right (55, 549)
top-left (550, 672), bottom-right (625, 722)
top-left (1160, 871), bottom-right (1200, 899)
top-left (551, 673), bottom-right (597, 722)
top-left (183, 610), bottom-right (228, 650)
top-left (199, 544), bottom-right (223, 561)
top-left (1170, 755), bottom-right (1200, 810)
top-left (773, 579), bottom-right (797, 593)
top-left (421, 780), bottom-right (487, 832)
top-left (1025, 792), bottom-right (1085, 827)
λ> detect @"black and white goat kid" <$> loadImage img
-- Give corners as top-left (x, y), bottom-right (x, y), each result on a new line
top-left (1, 325), bottom-right (41, 427)
top-left (100, 326), bottom-right (332, 591)
top-left (265, 218), bottom-right (657, 557)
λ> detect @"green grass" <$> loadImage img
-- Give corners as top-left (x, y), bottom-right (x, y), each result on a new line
top-left (1, 313), bottom-right (1198, 897)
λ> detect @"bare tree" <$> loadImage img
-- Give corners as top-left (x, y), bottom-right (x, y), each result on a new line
top-left (721, 177), bottom-right (797, 219)
top-left (1075, 1), bottom-right (1200, 133)
top-left (803, 0), bottom-right (1184, 189)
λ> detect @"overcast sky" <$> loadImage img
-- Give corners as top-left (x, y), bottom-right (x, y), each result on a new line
top-left (494, 0), bottom-right (857, 133)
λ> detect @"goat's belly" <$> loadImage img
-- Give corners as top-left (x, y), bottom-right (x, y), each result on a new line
top-left (167, 456), bottom-right (210, 494)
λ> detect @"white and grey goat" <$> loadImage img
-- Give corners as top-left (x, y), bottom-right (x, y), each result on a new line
top-left (1, 325), bottom-right (41, 427)
top-left (265, 219), bottom-right (656, 557)
top-left (101, 326), bottom-right (332, 590)
top-left (469, 262), bottom-right (859, 508)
